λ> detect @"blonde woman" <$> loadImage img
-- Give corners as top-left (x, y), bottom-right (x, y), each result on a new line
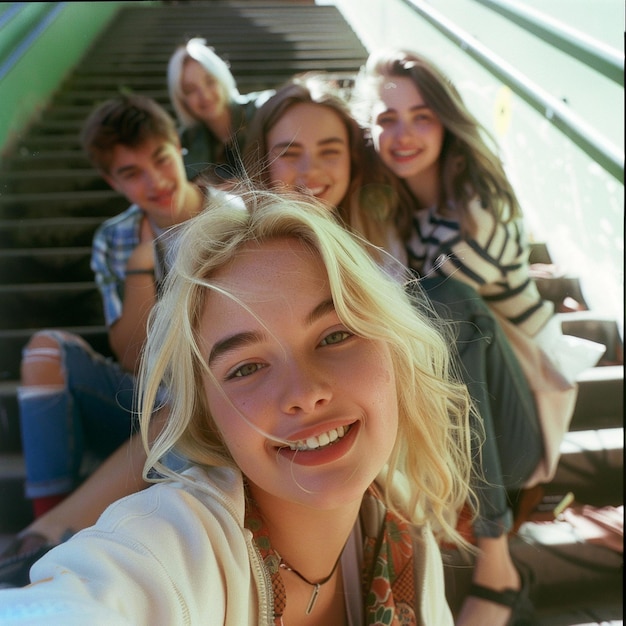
top-left (168, 37), bottom-right (273, 180)
top-left (247, 71), bottom-right (545, 626)
top-left (0, 190), bottom-right (473, 625)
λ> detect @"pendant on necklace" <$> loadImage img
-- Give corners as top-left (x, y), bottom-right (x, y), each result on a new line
top-left (305, 583), bottom-right (321, 615)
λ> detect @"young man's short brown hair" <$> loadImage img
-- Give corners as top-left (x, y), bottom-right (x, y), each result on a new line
top-left (81, 94), bottom-right (179, 174)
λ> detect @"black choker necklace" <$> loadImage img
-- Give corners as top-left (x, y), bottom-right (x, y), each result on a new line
top-left (278, 552), bottom-right (342, 615)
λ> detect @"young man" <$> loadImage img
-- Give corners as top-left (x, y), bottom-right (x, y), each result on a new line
top-left (0, 96), bottom-right (204, 585)
top-left (86, 94), bottom-right (205, 371)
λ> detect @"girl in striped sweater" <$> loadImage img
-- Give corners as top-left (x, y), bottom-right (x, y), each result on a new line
top-left (353, 48), bottom-right (551, 338)
top-left (354, 47), bottom-right (602, 626)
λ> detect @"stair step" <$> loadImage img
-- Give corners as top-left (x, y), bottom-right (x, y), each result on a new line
top-left (560, 311), bottom-right (624, 365)
top-left (510, 530), bottom-right (622, 622)
top-left (534, 275), bottom-right (590, 310)
top-left (538, 427), bottom-right (624, 513)
top-left (2, 169), bottom-right (106, 194)
top-left (1, 150), bottom-right (91, 172)
top-left (79, 49), bottom-right (365, 67)
top-left (529, 241), bottom-right (553, 265)
top-left (0, 385), bottom-right (21, 453)
top-left (0, 247), bottom-right (92, 284)
top-left (0, 217), bottom-right (105, 248)
top-left (0, 282), bottom-right (104, 329)
top-left (0, 455), bottom-right (32, 533)
top-left (0, 189), bottom-right (126, 219)
top-left (38, 89), bottom-right (171, 108)
top-left (75, 56), bottom-right (364, 72)
top-left (444, 529), bottom-right (622, 622)
top-left (570, 365), bottom-right (624, 430)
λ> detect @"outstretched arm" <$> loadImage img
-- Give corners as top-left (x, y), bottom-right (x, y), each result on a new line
top-left (24, 410), bottom-right (167, 545)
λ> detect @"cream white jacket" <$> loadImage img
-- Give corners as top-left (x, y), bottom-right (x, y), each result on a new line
top-left (0, 466), bottom-right (452, 625)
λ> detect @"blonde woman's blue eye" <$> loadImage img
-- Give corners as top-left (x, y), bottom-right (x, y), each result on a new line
top-left (320, 331), bottom-right (351, 346)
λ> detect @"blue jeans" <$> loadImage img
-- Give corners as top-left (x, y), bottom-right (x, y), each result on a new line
top-left (418, 277), bottom-right (543, 537)
top-left (18, 332), bottom-right (140, 499)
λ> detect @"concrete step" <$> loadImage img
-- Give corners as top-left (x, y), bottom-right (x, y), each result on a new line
top-left (0, 385), bottom-right (22, 453)
top-left (560, 311), bottom-right (624, 365)
top-left (0, 150), bottom-right (91, 173)
top-left (550, 428), bottom-right (623, 506)
top-left (0, 455), bottom-right (32, 534)
top-left (570, 365), bottom-right (624, 431)
top-left (444, 524), bottom-right (623, 624)
top-left (534, 275), bottom-right (590, 311)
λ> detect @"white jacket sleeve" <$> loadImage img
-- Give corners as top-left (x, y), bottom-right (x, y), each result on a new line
top-left (0, 475), bottom-right (256, 626)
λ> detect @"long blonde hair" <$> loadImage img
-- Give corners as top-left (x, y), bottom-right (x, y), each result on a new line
top-left (167, 37), bottom-right (240, 129)
top-left (139, 188), bottom-right (474, 543)
top-left (353, 48), bottom-right (521, 237)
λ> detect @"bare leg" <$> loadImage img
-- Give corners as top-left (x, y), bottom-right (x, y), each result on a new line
top-left (454, 535), bottom-right (520, 626)
top-left (20, 331), bottom-right (86, 387)
top-left (21, 429), bottom-right (152, 544)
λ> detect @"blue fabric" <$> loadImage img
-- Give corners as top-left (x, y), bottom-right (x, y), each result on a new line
top-left (18, 333), bottom-right (140, 499)
top-left (417, 276), bottom-right (543, 537)
top-left (90, 204), bottom-right (143, 328)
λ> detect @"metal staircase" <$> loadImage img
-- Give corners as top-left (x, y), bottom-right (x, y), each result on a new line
top-left (0, 0), bottom-right (369, 506)
top-left (0, 2), bottom-right (622, 622)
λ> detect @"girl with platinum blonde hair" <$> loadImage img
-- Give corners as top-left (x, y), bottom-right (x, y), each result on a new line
top-left (0, 189), bottom-right (474, 625)
top-left (167, 37), bottom-right (273, 180)
top-left (168, 38), bottom-right (240, 128)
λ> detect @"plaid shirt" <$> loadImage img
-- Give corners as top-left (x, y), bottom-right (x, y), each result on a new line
top-left (90, 204), bottom-right (144, 328)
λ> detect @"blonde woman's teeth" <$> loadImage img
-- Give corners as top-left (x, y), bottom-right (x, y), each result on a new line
top-left (290, 425), bottom-right (349, 451)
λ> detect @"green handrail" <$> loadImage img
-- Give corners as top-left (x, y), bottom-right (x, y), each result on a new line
top-left (400, 0), bottom-right (624, 182)
top-left (0, 3), bottom-right (62, 75)
top-left (475, 0), bottom-right (623, 86)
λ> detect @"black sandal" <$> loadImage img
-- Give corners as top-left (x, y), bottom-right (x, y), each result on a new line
top-left (467, 565), bottom-right (536, 626)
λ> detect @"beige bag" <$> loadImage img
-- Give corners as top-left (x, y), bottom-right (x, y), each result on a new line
top-left (494, 313), bottom-right (579, 488)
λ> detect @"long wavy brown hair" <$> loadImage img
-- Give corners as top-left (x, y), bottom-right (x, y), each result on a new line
top-left (242, 73), bottom-right (410, 253)
top-left (353, 48), bottom-right (522, 237)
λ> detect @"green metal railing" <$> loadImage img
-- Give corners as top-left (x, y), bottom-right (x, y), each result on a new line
top-left (0, 2), bottom-right (127, 156)
top-left (474, 0), bottom-right (623, 86)
top-left (400, 0), bottom-right (624, 182)
top-left (0, 3), bottom-right (63, 80)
